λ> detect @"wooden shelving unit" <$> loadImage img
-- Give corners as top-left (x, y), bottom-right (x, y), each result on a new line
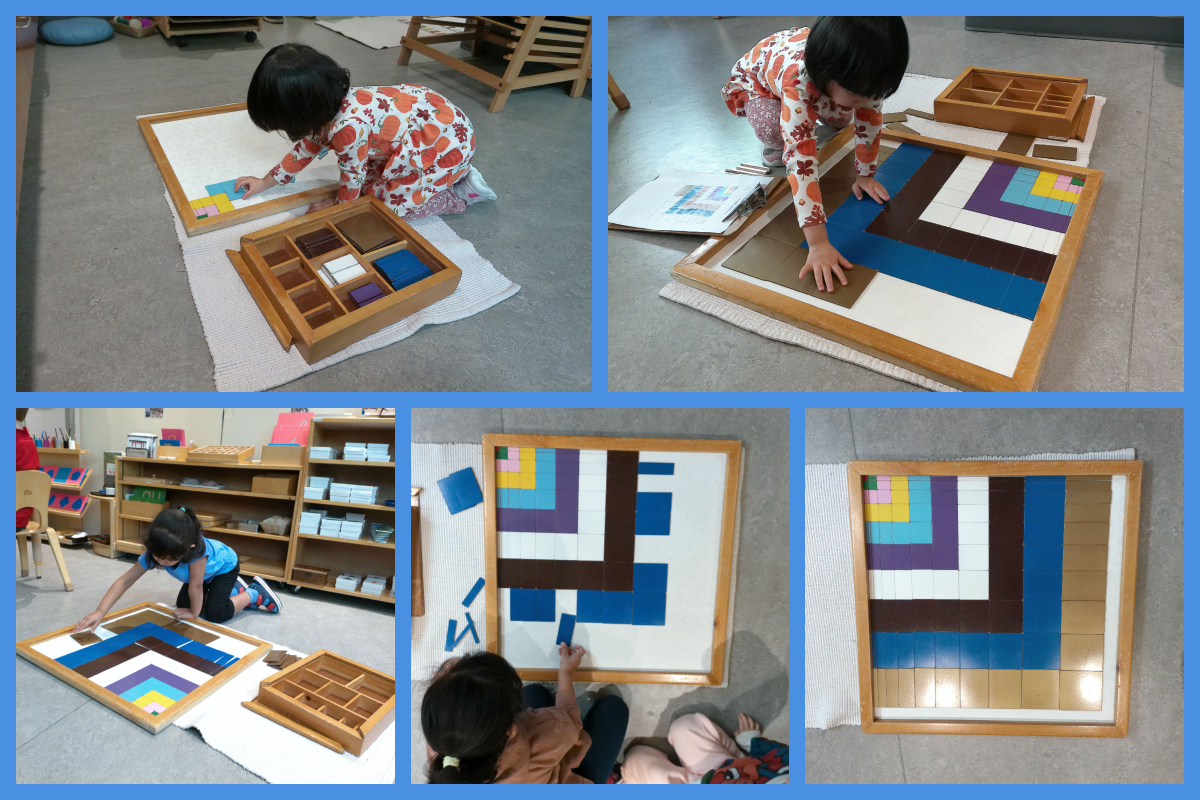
top-left (287, 417), bottom-right (396, 604)
top-left (37, 447), bottom-right (92, 540)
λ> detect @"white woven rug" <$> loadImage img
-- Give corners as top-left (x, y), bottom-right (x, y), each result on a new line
top-left (803, 448), bottom-right (1136, 730)
top-left (162, 187), bottom-right (520, 392)
top-left (661, 73), bottom-right (1107, 391)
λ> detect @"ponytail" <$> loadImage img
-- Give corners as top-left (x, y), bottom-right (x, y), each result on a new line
top-left (427, 752), bottom-right (504, 784)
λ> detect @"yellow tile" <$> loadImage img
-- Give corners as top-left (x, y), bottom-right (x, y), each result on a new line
top-left (1038, 170), bottom-right (1059, 183)
top-left (189, 198), bottom-right (205, 209)
top-left (519, 473), bottom-right (536, 490)
top-left (497, 473), bottom-right (512, 489)
top-left (885, 669), bottom-right (899, 707)
top-left (891, 490), bottom-right (909, 504)
top-left (1064, 522), bottom-right (1109, 545)
top-left (891, 504), bottom-right (909, 522)
top-left (1022, 670), bottom-right (1059, 709)
top-left (1052, 189), bottom-right (1071, 201)
top-left (876, 505), bottom-right (893, 522)
top-left (989, 670), bottom-right (1022, 708)
top-left (891, 476), bottom-right (908, 490)
top-left (520, 459), bottom-right (535, 474)
top-left (1062, 601), bottom-right (1106, 634)
top-left (1062, 570), bottom-right (1107, 601)
top-left (1030, 183), bottom-right (1053, 198)
top-left (1064, 544), bottom-right (1108, 571)
top-left (520, 447), bottom-right (535, 461)
top-left (960, 669), bottom-right (989, 708)
top-left (874, 669), bottom-right (887, 708)
top-left (1060, 634), bottom-right (1104, 671)
top-left (897, 669), bottom-right (915, 708)
top-left (213, 193), bottom-right (235, 213)
top-left (1060, 670), bottom-right (1103, 711)
top-left (1061, 192), bottom-right (1079, 204)
top-left (133, 689), bottom-right (176, 709)
top-left (915, 668), bottom-right (936, 707)
top-left (865, 504), bottom-right (877, 522)
top-left (1065, 504), bottom-right (1110, 523)
top-left (935, 668), bottom-right (960, 707)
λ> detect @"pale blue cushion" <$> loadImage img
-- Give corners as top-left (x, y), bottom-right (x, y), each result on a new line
top-left (41, 17), bottom-right (114, 46)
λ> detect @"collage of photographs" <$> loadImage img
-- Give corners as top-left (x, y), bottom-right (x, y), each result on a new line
top-left (10, 13), bottom-right (1184, 786)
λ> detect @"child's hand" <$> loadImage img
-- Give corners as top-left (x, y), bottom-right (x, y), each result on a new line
top-left (853, 175), bottom-right (889, 204)
top-left (235, 175), bottom-right (275, 200)
top-left (799, 241), bottom-right (854, 292)
top-left (174, 608), bottom-right (196, 621)
top-left (558, 643), bottom-right (585, 673)
top-left (735, 713), bottom-right (761, 737)
top-left (74, 611), bottom-right (103, 633)
top-left (307, 198), bottom-right (336, 213)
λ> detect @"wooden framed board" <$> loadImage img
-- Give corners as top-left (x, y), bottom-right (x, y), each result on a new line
top-left (847, 460), bottom-right (1142, 737)
top-left (670, 126), bottom-right (1103, 391)
top-left (138, 103), bottom-right (339, 238)
top-left (16, 602), bottom-right (272, 734)
top-left (482, 434), bottom-right (742, 685)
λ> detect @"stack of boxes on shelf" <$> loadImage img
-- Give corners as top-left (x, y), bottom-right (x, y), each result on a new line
top-left (319, 513), bottom-right (367, 540)
top-left (361, 575), bottom-right (388, 597)
top-left (336, 573), bottom-right (363, 592)
top-left (369, 522), bottom-right (394, 544)
top-left (310, 445), bottom-right (339, 460)
top-left (342, 442), bottom-right (391, 462)
top-left (304, 476), bottom-right (330, 500)
top-left (298, 510), bottom-right (325, 536)
top-left (331, 482), bottom-right (379, 505)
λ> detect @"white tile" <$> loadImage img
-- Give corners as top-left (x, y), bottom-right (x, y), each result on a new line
top-left (1046, 231), bottom-right (1064, 255)
top-left (959, 156), bottom-right (992, 174)
top-left (932, 187), bottom-right (971, 209)
top-left (959, 570), bottom-right (990, 600)
top-left (578, 491), bottom-right (607, 511)
top-left (578, 510), bottom-right (606, 534)
top-left (520, 530), bottom-right (538, 559)
top-left (578, 474), bottom-right (607, 493)
top-left (579, 450), bottom-right (608, 462)
top-left (980, 216), bottom-right (1015, 242)
top-left (950, 209), bottom-right (988, 235)
top-left (958, 521), bottom-right (989, 545)
top-left (554, 533), bottom-right (577, 560)
top-left (894, 570), bottom-right (913, 600)
top-left (945, 175), bottom-right (980, 194)
top-left (535, 532), bottom-right (555, 560)
top-left (500, 530), bottom-right (520, 559)
top-left (868, 569), bottom-right (878, 599)
top-left (957, 489), bottom-right (990, 505)
top-left (918, 201), bottom-right (961, 227)
top-left (958, 504), bottom-right (989, 523)
top-left (556, 589), bottom-right (577, 616)
top-left (932, 570), bottom-right (959, 599)
top-left (959, 544), bottom-right (989, 571)
top-left (1025, 226), bottom-right (1050, 253)
top-left (579, 461), bottom-right (607, 476)
top-left (877, 570), bottom-right (896, 600)
top-left (911, 569), bottom-right (934, 599)
top-left (577, 534), bottom-right (605, 561)
top-left (957, 476), bottom-right (988, 487)
top-left (1004, 222), bottom-right (1035, 247)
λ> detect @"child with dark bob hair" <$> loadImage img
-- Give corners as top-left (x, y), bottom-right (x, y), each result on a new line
top-left (73, 507), bottom-right (280, 635)
top-left (236, 43), bottom-right (496, 220)
top-left (723, 17), bottom-right (909, 293)
top-left (422, 646), bottom-right (629, 783)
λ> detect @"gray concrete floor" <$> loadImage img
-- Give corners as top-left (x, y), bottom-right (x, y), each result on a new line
top-left (409, 408), bottom-right (789, 783)
top-left (805, 408), bottom-right (1183, 783)
top-left (609, 17), bottom-right (1183, 392)
top-left (17, 17), bottom-right (591, 391)
top-left (16, 545), bottom-right (395, 783)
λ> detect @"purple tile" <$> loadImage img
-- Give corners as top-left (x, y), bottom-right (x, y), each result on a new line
top-left (893, 544), bottom-right (912, 569)
top-left (556, 449), bottom-right (580, 462)
top-left (932, 519), bottom-right (958, 543)
top-left (535, 509), bottom-right (555, 532)
top-left (867, 543), bottom-right (879, 569)
top-left (878, 544), bottom-right (895, 569)
top-left (555, 507), bottom-right (578, 533)
top-left (1053, 214), bottom-right (1071, 233)
top-left (516, 509), bottom-right (537, 531)
top-left (105, 663), bottom-right (199, 696)
top-left (931, 489), bottom-right (958, 504)
top-left (556, 460), bottom-right (580, 476)
top-left (556, 490), bottom-right (578, 511)
top-left (932, 543), bottom-right (959, 569)
top-left (930, 477), bottom-right (957, 490)
top-left (911, 544), bottom-right (933, 569)
top-left (932, 504), bottom-right (958, 524)
top-left (1017, 206), bottom-right (1044, 226)
top-left (963, 195), bottom-right (992, 215)
top-left (497, 508), bottom-right (515, 531)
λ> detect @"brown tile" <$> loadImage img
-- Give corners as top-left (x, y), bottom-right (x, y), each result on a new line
top-left (496, 558), bottom-right (518, 588)
top-left (989, 600), bottom-right (1023, 633)
top-left (934, 228), bottom-right (978, 259)
top-left (1061, 601), bottom-right (1106, 634)
top-left (165, 621), bottom-right (220, 646)
top-left (891, 600), bottom-right (914, 632)
top-left (1065, 504), bottom-right (1110, 523)
top-left (989, 476), bottom-right (1025, 490)
top-left (989, 669), bottom-right (1022, 708)
top-left (933, 600), bottom-right (960, 632)
top-left (722, 236), bottom-right (798, 280)
top-left (73, 644), bottom-right (147, 679)
top-left (1030, 251), bottom-right (1056, 282)
top-left (960, 601), bottom-right (990, 632)
top-left (991, 243), bottom-right (1027, 274)
top-left (604, 532), bottom-right (634, 562)
top-left (556, 561), bottom-right (578, 590)
top-left (1064, 522), bottom-right (1109, 545)
top-left (870, 599), bottom-right (892, 632)
top-left (897, 668), bottom-right (916, 707)
top-left (989, 489), bottom-right (1024, 506)
top-left (989, 570), bottom-right (1023, 600)
top-left (1061, 570), bottom-right (1107, 601)
top-left (70, 632), bottom-right (102, 646)
top-left (998, 132), bottom-right (1035, 156)
top-left (1014, 247), bottom-right (1042, 278)
top-left (990, 543), bottom-right (1023, 571)
top-left (511, 558), bottom-right (535, 589)
top-left (1059, 670), bottom-right (1103, 710)
top-left (960, 669), bottom-right (989, 708)
top-left (1063, 544), bottom-right (1108, 571)
top-left (1032, 144), bottom-right (1079, 161)
top-left (911, 599), bottom-right (937, 631)
top-left (603, 561), bottom-right (633, 592)
top-left (865, 205), bottom-right (917, 239)
top-left (1060, 634), bottom-right (1104, 671)
top-left (532, 559), bottom-right (556, 589)
top-left (965, 235), bottom-right (1003, 268)
top-left (990, 522), bottom-right (1024, 546)
top-left (935, 668), bottom-right (960, 707)
top-left (884, 668), bottom-right (900, 706)
top-left (756, 211), bottom-right (807, 247)
top-left (1022, 669), bottom-right (1059, 709)
top-left (765, 249), bottom-right (878, 308)
top-left (900, 219), bottom-right (948, 250)
top-left (914, 668), bottom-right (937, 707)
top-left (990, 504), bottom-right (1024, 524)
top-left (575, 561), bottom-right (604, 590)
top-left (906, 108), bottom-right (936, 121)
top-left (1064, 489), bottom-right (1113, 504)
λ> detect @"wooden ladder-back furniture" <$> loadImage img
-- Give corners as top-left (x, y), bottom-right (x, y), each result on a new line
top-left (398, 16), bottom-right (592, 113)
top-left (16, 470), bottom-right (73, 591)
top-left (609, 73), bottom-right (630, 110)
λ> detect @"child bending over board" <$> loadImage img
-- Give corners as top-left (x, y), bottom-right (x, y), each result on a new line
top-left (722, 17), bottom-right (909, 293)
top-left (236, 43), bottom-right (497, 221)
top-left (73, 508), bottom-right (280, 634)
top-left (620, 713), bottom-right (789, 784)
top-left (422, 648), bottom-right (629, 784)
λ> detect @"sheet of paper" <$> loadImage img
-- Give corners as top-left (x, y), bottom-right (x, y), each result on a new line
top-left (608, 169), bottom-right (773, 234)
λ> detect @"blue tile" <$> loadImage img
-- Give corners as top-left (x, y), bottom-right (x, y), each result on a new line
top-left (935, 632), bottom-right (960, 668)
top-left (875, 632), bottom-right (898, 669)
top-left (1023, 633), bottom-right (1061, 669)
top-left (634, 511), bottom-right (671, 536)
top-left (519, 488), bottom-right (536, 510)
top-left (910, 505), bottom-right (933, 523)
top-left (1025, 476), bottom-right (1066, 488)
top-left (535, 589), bottom-right (556, 622)
top-left (534, 489), bottom-right (555, 509)
top-left (1018, 282), bottom-right (1046, 320)
top-left (1024, 570), bottom-right (1063, 600)
top-left (1065, 202), bottom-right (1076, 217)
top-left (909, 488), bottom-right (932, 504)
top-left (638, 462), bottom-right (674, 475)
top-left (875, 159), bottom-right (920, 179)
top-left (1025, 489), bottom-right (1066, 504)
top-left (989, 633), bottom-right (1023, 668)
top-left (945, 261), bottom-right (990, 302)
top-left (205, 179), bottom-right (248, 201)
top-left (910, 521), bottom-right (933, 543)
top-left (974, 267), bottom-right (1014, 309)
top-left (576, 590), bottom-right (604, 622)
top-left (960, 633), bottom-right (990, 669)
top-left (913, 632), bottom-right (936, 667)
top-left (866, 521), bottom-right (879, 544)
top-left (998, 275), bottom-right (1032, 315)
top-left (876, 172), bottom-right (909, 196)
top-left (539, 472), bottom-right (556, 491)
top-left (633, 563), bottom-right (669, 593)
top-left (1024, 521), bottom-right (1065, 545)
top-left (1014, 167), bottom-right (1040, 181)
top-left (823, 222), bottom-right (863, 252)
top-left (884, 243), bottom-right (934, 283)
top-left (1023, 193), bottom-right (1049, 210)
top-left (835, 198), bottom-right (888, 230)
top-left (438, 468), bottom-right (482, 514)
top-left (1025, 544), bottom-right (1064, 572)
top-left (896, 633), bottom-right (915, 668)
top-left (631, 593), bottom-right (667, 625)
top-left (1026, 503), bottom-right (1065, 524)
top-left (891, 521), bottom-right (911, 544)
top-left (912, 252), bottom-right (962, 292)
top-left (1023, 600), bottom-right (1062, 633)
top-left (1001, 184), bottom-right (1031, 204)
top-left (878, 522), bottom-right (892, 544)
top-left (510, 588), bottom-right (537, 621)
top-left (602, 592), bottom-right (633, 624)
top-left (1042, 197), bottom-right (1064, 214)
top-left (556, 613), bottom-right (576, 645)
top-left (636, 492), bottom-right (672, 514)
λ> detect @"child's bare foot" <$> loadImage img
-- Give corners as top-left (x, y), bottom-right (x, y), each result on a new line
top-left (735, 713), bottom-right (761, 736)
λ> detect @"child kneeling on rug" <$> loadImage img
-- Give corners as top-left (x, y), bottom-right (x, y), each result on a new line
top-left (422, 648), bottom-right (629, 784)
top-left (73, 507), bottom-right (279, 634)
top-left (236, 43), bottom-right (497, 220)
top-left (620, 712), bottom-right (789, 784)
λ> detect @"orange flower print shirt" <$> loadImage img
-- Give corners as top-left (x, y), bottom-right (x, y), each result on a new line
top-left (268, 85), bottom-right (475, 215)
top-left (722, 28), bottom-right (883, 228)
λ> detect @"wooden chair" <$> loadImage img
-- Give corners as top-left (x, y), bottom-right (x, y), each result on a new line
top-left (398, 16), bottom-right (592, 113)
top-left (608, 73), bottom-right (630, 110)
top-left (16, 470), bottom-right (73, 591)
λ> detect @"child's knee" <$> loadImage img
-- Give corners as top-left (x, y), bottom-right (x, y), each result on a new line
top-left (203, 606), bottom-right (235, 625)
top-left (668, 712), bottom-right (713, 743)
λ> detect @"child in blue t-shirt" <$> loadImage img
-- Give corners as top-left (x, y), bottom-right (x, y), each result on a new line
top-left (73, 507), bottom-right (281, 634)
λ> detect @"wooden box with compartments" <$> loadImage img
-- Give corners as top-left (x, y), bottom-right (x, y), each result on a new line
top-left (225, 196), bottom-right (462, 364)
top-left (934, 67), bottom-right (1092, 141)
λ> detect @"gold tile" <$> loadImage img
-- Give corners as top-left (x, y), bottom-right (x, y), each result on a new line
top-left (1063, 521), bottom-right (1109, 545)
top-left (1063, 545), bottom-right (1109, 571)
top-left (885, 668), bottom-right (900, 707)
top-left (1062, 570), bottom-right (1107, 601)
top-left (722, 236), bottom-right (798, 280)
top-left (935, 668), bottom-right (960, 707)
top-left (897, 668), bottom-right (916, 708)
top-left (1063, 489), bottom-right (1112, 504)
top-left (1060, 634), bottom-right (1104, 671)
top-left (873, 668), bottom-right (886, 708)
top-left (1022, 670), bottom-right (1060, 709)
top-left (1065, 477), bottom-right (1111, 490)
top-left (1060, 670), bottom-right (1103, 711)
top-left (1062, 601), bottom-right (1106, 634)
top-left (989, 670), bottom-right (1022, 708)
top-left (1064, 504), bottom-right (1111, 523)
top-left (914, 668), bottom-right (936, 707)
top-left (756, 209), bottom-right (807, 247)
top-left (959, 669), bottom-right (989, 708)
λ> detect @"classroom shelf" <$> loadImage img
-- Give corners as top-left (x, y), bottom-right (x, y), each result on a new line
top-left (117, 479), bottom-right (296, 501)
top-left (302, 498), bottom-right (394, 513)
top-left (38, 445), bottom-right (92, 537)
top-left (289, 576), bottom-right (396, 604)
top-left (119, 456), bottom-right (302, 471)
top-left (307, 458), bottom-right (395, 468)
top-left (297, 533), bottom-right (395, 550)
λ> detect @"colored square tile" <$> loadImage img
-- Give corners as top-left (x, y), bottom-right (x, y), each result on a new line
top-left (1022, 669), bottom-right (1060, 709)
top-left (989, 632), bottom-right (1023, 668)
top-left (632, 562), bottom-right (668, 593)
top-left (1022, 633), bottom-right (1061, 669)
top-left (601, 591), bottom-right (633, 624)
top-left (874, 631), bottom-right (898, 668)
top-left (1023, 599), bottom-right (1062, 633)
top-left (958, 632), bottom-right (989, 669)
top-left (989, 669), bottom-right (1022, 708)
top-left (913, 631), bottom-right (936, 667)
top-left (945, 260), bottom-right (990, 301)
top-left (510, 588), bottom-right (536, 621)
top-left (576, 590), bottom-right (604, 622)
top-left (1061, 633), bottom-right (1104, 671)
top-left (1062, 571), bottom-right (1107, 601)
top-left (1060, 670), bottom-right (1103, 711)
top-left (959, 668), bottom-right (989, 708)
top-left (913, 253), bottom-right (963, 292)
top-left (1061, 601), bottom-right (1106, 634)
top-left (973, 267), bottom-right (1013, 308)
top-left (1025, 544), bottom-right (1064, 572)
top-left (882, 243), bottom-right (934, 282)
top-left (935, 632), bottom-right (960, 667)
top-left (935, 668), bottom-right (960, 707)
top-left (631, 592), bottom-right (667, 625)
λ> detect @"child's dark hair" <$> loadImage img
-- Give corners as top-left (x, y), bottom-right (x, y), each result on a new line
top-left (247, 43), bottom-right (351, 142)
top-left (422, 652), bottom-right (523, 784)
top-left (17, 408), bottom-right (28, 423)
top-left (144, 507), bottom-right (205, 565)
top-left (805, 17), bottom-right (909, 100)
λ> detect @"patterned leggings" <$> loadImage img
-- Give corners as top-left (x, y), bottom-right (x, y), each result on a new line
top-left (745, 97), bottom-right (785, 150)
top-left (401, 187), bottom-right (466, 221)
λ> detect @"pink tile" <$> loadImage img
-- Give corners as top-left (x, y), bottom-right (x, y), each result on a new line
top-left (865, 490), bottom-right (876, 503)
top-left (1054, 175), bottom-right (1071, 190)
top-left (205, 205), bottom-right (219, 215)
top-left (193, 209), bottom-right (205, 218)
top-left (144, 701), bottom-right (168, 714)
top-left (877, 488), bottom-right (892, 504)
top-left (876, 475), bottom-right (890, 487)
top-left (1068, 184), bottom-right (1081, 194)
